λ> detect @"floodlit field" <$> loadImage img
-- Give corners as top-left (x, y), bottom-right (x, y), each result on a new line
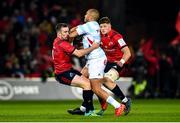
top-left (0, 99), bottom-right (180, 122)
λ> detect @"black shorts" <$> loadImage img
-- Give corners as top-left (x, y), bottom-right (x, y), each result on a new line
top-left (104, 62), bottom-right (129, 76)
top-left (104, 61), bottom-right (124, 73)
top-left (55, 69), bottom-right (82, 85)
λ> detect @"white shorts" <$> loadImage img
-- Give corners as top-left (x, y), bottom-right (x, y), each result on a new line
top-left (86, 56), bottom-right (107, 79)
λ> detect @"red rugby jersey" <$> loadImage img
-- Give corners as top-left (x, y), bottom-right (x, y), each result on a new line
top-left (101, 29), bottom-right (127, 62)
top-left (52, 37), bottom-right (75, 74)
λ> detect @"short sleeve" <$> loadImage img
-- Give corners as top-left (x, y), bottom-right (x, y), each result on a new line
top-left (114, 34), bottom-right (127, 49)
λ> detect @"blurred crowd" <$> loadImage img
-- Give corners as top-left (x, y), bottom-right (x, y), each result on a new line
top-left (0, 0), bottom-right (179, 98)
top-left (129, 11), bottom-right (180, 98)
top-left (0, 0), bottom-right (82, 79)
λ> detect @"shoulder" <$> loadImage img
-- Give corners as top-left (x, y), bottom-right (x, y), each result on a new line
top-left (53, 37), bottom-right (60, 45)
top-left (111, 29), bottom-right (123, 40)
top-left (111, 29), bottom-right (123, 37)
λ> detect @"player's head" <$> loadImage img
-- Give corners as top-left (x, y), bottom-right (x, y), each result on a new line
top-left (99, 17), bottom-right (111, 35)
top-left (84, 9), bottom-right (99, 22)
top-left (56, 23), bottom-right (69, 40)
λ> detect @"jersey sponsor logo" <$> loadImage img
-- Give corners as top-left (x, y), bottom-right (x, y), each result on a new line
top-left (104, 49), bottom-right (116, 52)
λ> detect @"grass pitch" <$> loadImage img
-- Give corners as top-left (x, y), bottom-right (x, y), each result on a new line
top-left (0, 99), bottom-right (180, 122)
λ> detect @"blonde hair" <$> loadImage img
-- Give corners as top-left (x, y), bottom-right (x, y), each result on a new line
top-left (87, 9), bottom-right (100, 21)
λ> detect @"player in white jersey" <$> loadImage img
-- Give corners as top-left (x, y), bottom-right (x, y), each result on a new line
top-left (76, 18), bottom-right (106, 79)
top-left (76, 21), bottom-right (105, 60)
top-left (69, 9), bottom-right (125, 117)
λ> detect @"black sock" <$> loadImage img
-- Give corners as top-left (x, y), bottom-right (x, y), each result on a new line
top-left (97, 95), bottom-right (103, 105)
top-left (111, 85), bottom-right (125, 101)
top-left (82, 90), bottom-right (94, 113)
top-left (82, 101), bottom-right (86, 108)
top-left (89, 90), bottom-right (94, 110)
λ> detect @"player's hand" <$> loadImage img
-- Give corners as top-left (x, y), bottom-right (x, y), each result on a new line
top-left (115, 59), bottom-right (125, 67)
top-left (70, 27), bottom-right (77, 33)
top-left (115, 61), bottom-right (123, 67)
top-left (69, 37), bottom-right (74, 43)
top-left (91, 42), bottom-right (99, 49)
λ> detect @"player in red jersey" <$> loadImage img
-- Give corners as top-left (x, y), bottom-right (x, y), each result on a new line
top-left (68, 17), bottom-right (132, 116)
top-left (52, 23), bottom-right (99, 116)
top-left (97, 17), bottom-right (132, 115)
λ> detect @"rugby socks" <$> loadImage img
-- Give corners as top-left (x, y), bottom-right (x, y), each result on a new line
top-left (80, 105), bottom-right (86, 112)
top-left (111, 85), bottom-right (128, 103)
top-left (122, 97), bottom-right (128, 103)
top-left (89, 90), bottom-right (94, 110)
top-left (81, 101), bottom-right (86, 112)
top-left (82, 90), bottom-right (94, 113)
top-left (97, 95), bottom-right (103, 105)
top-left (106, 96), bottom-right (120, 109)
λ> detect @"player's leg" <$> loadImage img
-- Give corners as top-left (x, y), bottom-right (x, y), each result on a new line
top-left (81, 66), bottom-right (89, 78)
top-left (103, 75), bottom-right (131, 115)
top-left (71, 74), bottom-right (94, 114)
top-left (55, 69), bottom-right (93, 115)
top-left (101, 65), bottom-right (131, 115)
top-left (88, 57), bottom-right (125, 117)
top-left (67, 67), bottom-right (96, 116)
top-left (67, 58), bottom-right (126, 116)
top-left (104, 68), bottom-right (128, 101)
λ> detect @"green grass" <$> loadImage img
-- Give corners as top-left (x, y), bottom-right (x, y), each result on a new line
top-left (0, 99), bottom-right (180, 122)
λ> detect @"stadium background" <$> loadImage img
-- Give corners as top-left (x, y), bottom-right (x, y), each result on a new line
top-left (0, 0), bottom-right (180, 122)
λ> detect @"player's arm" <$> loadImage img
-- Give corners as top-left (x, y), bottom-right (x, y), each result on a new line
top-left (120, 46), bottom-right (131, 65)
top-left (69, 27), bottom-right (79, 38)
top-left (68, 27), bottom-right (77, 43)
top-left (72, 42), bottom-right (99, 57)
top-left (69, 24), bottom-right (86, 38)
top-left (116, 38), bottom-right (131, 67)
top-left (70, 27), bottom-right (77, 33)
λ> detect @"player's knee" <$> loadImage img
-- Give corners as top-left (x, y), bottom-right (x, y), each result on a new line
top-left (104, 68), bottom-right (119, 82)
top-left (81, 81), bottom-right (91, 90)
top-left (91, 85), bottom-right (101, 95)
top-left (104, 80), bottom-right (116, 90)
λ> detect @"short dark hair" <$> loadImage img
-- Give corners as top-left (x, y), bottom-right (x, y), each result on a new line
top-left (99, 17), bottom-right (111, 24)
top-left (55, 23), bottom-right (68, 32)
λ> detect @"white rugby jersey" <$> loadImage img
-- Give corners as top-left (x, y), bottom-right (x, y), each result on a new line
top-left (76, 21), bottom-right (106, 59)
